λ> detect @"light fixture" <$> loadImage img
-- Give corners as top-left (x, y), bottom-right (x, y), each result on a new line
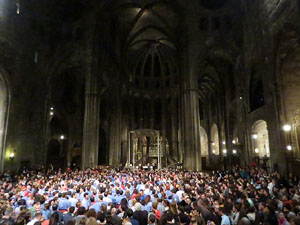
top-left (232, 149), bottom-right (237, 154)
top-left (287, 145), bottom-right (292, 151)
top-left (222, 141), bottom-right (226, 145)
top-left (50, 107), bottom-right (54, 111)
top-left (212, 142), bottom-right (215, 146)
top-left (223, 149), bottom-right (227, 154)
top-left (50, 111), bottom-right (54, 116)
top-left (283, 124), bottom-right (291, 132)
top-left (255, 148), bottom-right (259, 153)
top-left (240, 97), bottom-right (243, 100)
top-left (252, 134), bottom-right (258, 139)
top-left (60, 135), bottom-right (65, 140)
top-left (232, 140), bottom-right (236, 144)
top-left (9, 152), bottom-right (15, 161)
top-left (212, 149), bottom-right (216, 154)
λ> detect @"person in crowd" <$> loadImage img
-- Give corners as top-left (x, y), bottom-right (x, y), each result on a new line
top-left (1, 164), bottom-right (300, 225)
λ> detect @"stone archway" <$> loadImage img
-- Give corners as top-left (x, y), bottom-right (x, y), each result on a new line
top-left (211, 123), bottom-right (219, 155)
top-left (200, 126), bottom-right (209, 169)
top-left (0, 72), bottom-right (9, 172)
top-left (251, 120), bottom-right (270, 158)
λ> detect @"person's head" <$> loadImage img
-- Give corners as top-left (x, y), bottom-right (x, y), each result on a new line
top-left (68, 206), bottom-right (75, 214)
top-left (35, 212), bottom-right (42, 220)
top-left (166, 213), bottom-right (174, 223)
top-left (4, 208), bottom-right (13, 217)
top-left (135, 202), bottom-right (142, 211)
top-left (148, 214), bottom-right (156, 224)
top-left (100, 203), bottom-right (107, 213)
top-left (278, 212), bottom-right (286, 220)
top-left (52, 204), bottom-right (58, 211)
top-left (111, 207), bottom-right (117, 216)
top-left (291, 216), bottom-right (300, 225)
top-left (87, 209), bottom-right (96, 218)
top-left (86, 217), bottom-right (97, 225)
top-left (96, 212), bottom-right (106, 223)
top-left (84, 193), bottom-right (89, 200)
top-left (49, 212), bottom-right (59, 225)
top-left (169, 203), bottom-right (178, 216)
top-left (77, 206), bottom-right (86, 216)
top-left (126, 208), bottom-right (134, 218)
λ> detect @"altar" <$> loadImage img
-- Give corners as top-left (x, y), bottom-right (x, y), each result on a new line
top-left (127, 129), bottom-right (163, 169)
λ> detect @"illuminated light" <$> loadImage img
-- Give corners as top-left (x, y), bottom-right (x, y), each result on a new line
top-left (222, 141), bottom-right (226, 145)
top-left (283, 124), bottom-right (292, 132)
top-left (232, 140), bottom-right (236, 144)
top-left (240, 96), bottom-right (243, 100)
top-left (212, 142), bottom-right (215, 146)
top-left (9, 152), bottom-right (15, 158)
top-left (50, 107), bottom-right (54, 111)
top-left (252, 134), bottom-right (258, 139)
top-left (50, 112), bottom-right (54, 116)
top-left (60, 135), bottom-right (65, 140)
top-left (232, 149), bottom-right (237, 154)
top-left (212, 149), bottom-right (216, 154)
top-left (223, 149), bottom-right (227, 154)
top-left (255, 148), bottom-right (259, 153)
top-left (287, 145), bottom-right (292, 151)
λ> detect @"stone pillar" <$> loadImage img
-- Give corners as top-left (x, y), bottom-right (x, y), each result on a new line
top-left (109, 95), bottom-right (122, 166)
top-left (138, 97), bottom-right (143, 129)
top-left (150, 100), bottom-right (155, 129)
top-left (82, 70), bottom-right (100, 169)
top-left (182, 90), bottom-right (201, 171)
top-left (171, 97), bottom-right (179, 161)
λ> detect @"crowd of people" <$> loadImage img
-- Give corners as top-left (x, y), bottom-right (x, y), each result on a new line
top-left (0, 165), bottom-right (300, 225)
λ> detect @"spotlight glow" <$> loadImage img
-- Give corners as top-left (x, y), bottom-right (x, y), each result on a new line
top-left (252, 134), bottom-right (258, 139)
top-left (283, 124), bottom-right (291, 132)
top-left (233, 149), bottom-right (237, 154)
top-left (255, 148), bottom-right (259, 153)
top-left (223, 149), bottom-right (227, 154)
top-left (287, 145), bottom-right (292, 151)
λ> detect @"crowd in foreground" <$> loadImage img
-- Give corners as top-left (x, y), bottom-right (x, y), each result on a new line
top-left (0, 165), bottom-right (300, 225)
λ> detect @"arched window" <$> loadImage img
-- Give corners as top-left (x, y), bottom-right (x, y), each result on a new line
top-left (211, 123), bottom-right (219, 155)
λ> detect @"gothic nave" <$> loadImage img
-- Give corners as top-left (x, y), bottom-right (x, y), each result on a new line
top-left (0, 0), bottom-right (300, 176)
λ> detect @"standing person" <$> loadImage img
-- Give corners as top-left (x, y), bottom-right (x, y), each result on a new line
top-left (263, 204), bottom-right (278, 225)
top-left (219, 207), bottom-right (231, 225)
top-left (231, 203), bottom-right (241, 225)
top-left (82, 193), bottom-right (91, 210)
top-left (278, 212), bottom-right (290, 225)
top-left (63, 207), bottom-right (75, 224)
top-left (133, 203), bottom-right (148, 225)
top-left (0, 208), bottom-right (15, 225)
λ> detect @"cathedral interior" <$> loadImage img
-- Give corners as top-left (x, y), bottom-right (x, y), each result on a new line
top-left (0, 0), bottom-right (300, 176)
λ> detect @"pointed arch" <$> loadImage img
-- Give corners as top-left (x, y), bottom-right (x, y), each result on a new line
top-left (211, 123), bottom-right (219, 155)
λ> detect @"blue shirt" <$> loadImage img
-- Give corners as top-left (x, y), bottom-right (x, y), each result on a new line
top-left (58, 198), bottom-right (71, 210)
top-left (221, 215), bottom-right (231, 225)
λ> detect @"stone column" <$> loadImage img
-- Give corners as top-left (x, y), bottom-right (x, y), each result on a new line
top-left (182, 89), bottom-right (201, 171)
top-left (82, 69), bottom-right (100, 169)
top-left (171, 97), bottom-right (179, 161)
top-left (109, 95), bottom-right (122, 166)
top-left (161, 98), bottom-right (167, 158)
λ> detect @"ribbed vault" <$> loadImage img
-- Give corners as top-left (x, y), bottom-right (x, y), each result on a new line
top-left (114, 1), bottom-right (181, 97)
